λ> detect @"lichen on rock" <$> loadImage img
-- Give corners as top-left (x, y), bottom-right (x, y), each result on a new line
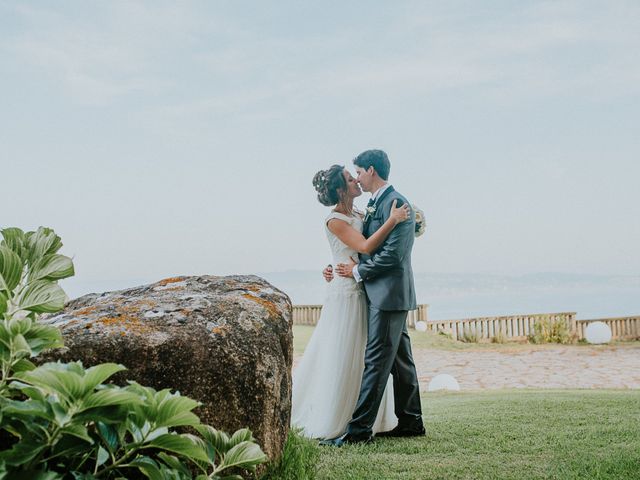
top-left (41, 275), bottom-right (293, 461)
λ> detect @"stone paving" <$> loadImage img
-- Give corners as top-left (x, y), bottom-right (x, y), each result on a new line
top-left (294, 344), bottom-right (640, 391)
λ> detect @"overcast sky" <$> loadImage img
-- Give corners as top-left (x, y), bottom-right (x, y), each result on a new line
top-left (2, 1), bottom-right (639, 297)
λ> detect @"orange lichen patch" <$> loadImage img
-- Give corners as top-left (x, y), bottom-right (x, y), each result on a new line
top-left (242, 293), bottom-right (281, 319)
top-left (74, 305), bottom-right (100, 316)
top-left (97, 314), bottom-right (153, 335)
top-left (243, 285), bottom-right (262, 293)
top-left (157, 277), bottom-right (186, 286)
top-left (109, 299), bottom-right (158, 316)
top-left (211, 326), bottom-right (228, 335)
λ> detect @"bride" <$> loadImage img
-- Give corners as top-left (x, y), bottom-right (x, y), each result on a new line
top-left (291, 164), bottom-right (410, 439)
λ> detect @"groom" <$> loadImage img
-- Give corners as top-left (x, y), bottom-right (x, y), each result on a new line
top-left (322, 149), bottom-right (424, 446)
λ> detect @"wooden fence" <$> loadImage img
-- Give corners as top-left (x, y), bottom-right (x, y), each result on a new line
top-left (576, 316), bottom-right (640, 340)
top-left (292, 307), bottom-right (640, 342)
top-left (422, 312), bottom-right (577, 342)
top-left (292, 304), bottom-right (429, 326)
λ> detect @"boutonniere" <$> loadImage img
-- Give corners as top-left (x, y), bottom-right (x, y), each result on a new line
top-left (364, 204), bottom-right (377, 223)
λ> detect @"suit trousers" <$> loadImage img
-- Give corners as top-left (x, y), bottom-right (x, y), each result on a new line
top-left (346, 306), bottom-right (423, 437)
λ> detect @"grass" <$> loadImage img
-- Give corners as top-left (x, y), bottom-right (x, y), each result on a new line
top-left (261, 428), bottom-right (319, 480)
top-left (266, 390), bottom-right (640, 479)
top-left (293, 325), bottom-right (640, 355)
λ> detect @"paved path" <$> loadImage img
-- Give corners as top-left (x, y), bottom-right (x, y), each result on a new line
top-left (294, 344), bottom-right (640, 391)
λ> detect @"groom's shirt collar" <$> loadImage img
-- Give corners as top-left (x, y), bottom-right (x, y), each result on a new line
top-left (371, 183), bottom-right (391, 204)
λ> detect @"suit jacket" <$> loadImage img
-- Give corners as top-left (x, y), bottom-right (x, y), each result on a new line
top-left (357, 186), bottom-right (417, 311)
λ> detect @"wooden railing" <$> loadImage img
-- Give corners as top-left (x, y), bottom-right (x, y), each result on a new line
top-left (576, 316), bottom-right (640, 340)
top-left (292, 304), bottom-right (429, 326)
top-left (422, 312), bottom-right (577, 342)
top-left (292, 305), bottom-right (323, 326)
top-left (293, 307), bottom-right (640, 342)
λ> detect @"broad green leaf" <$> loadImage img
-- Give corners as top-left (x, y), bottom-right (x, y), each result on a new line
top-left (145, 434), bottom-right (210, 462)
top-left (25, 227), bottom-right (63, 265)
top-left (12, 358), bottom-right (36, 373)
top-left (29, 254), bottom-right (74, 282)
top-left (81, 363), bottom-right (127, 394)
top-left (17, 280), bottom-right (66, 313)
top-left (155, 393), bottom-right (201, 428)
top-left (228, 428), bottom-right (253, 449)
top-left (16, 361), bottom-right (84, 402)
top-left (61, 423), bottom-right (94, 443)
top-left (195, 425), bottom-right (230, 454)
top-left (157, 453), bottom-right (191, 475)
top-left (0, 398), bottom-right (53, 421)
top-left (81, 387), bottom-right (144, 411)
top-left (0, 245), bottom-right (22, 293)
top-left (128, 419), bottom-right (147, 443)
top-left (9, 380), bottom-right (46, 401)
top-left (0, 291), bottom-right (8, 315)
top-left (219, 441), bottom-right (267, 472)
top-left (11, 333), bottom-right (32, 358)
top-left (24, 324), bottom-right (64, 355)
top-left (1, 227), bottom-right (26, 255)
top-left (0, 440), bottom-right (46, 466)
top-left (75, 404), bottom-right (128, 424)
top-left (0, 323), bottom-right (11, 348)
top-left (9, 315), bottom-right (32, 334)
top-left (129, 457), bottom-right (164, 480)
top-left (52, 399), bottom-right (73, 426)
top-left (96, 446), bottom-right (109, 467)
top-left (97, 422), bottom-right (119, 452)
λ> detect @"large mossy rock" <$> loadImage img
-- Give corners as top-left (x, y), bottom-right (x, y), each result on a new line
top-left (41, 275), bottom-right (293, 460)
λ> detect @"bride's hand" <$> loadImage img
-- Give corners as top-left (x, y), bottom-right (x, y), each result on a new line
top-left (335, 258), bottom-right (357, 278)
top-left (390, 200), bottom-right (410, 224)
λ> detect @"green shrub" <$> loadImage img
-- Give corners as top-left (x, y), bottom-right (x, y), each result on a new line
top-left (491, 331), bottom-right (507, 344)
top-left (261, 428), bottom-right (319, 480)
top-left (460, 327), bottom-right (479, 343)
top-left (0, 227), bottom-right (267, 479)
top-left (529, 317), bottom-right (573, 344)
top-left (438, 330), bottom-right (453, 340)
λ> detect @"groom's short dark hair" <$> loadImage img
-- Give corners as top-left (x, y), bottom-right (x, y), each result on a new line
top-left (353, 149), bottom-right (391, 180)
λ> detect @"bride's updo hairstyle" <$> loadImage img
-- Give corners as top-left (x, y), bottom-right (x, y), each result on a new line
top-left (312, 165), bottom-right (346, 206)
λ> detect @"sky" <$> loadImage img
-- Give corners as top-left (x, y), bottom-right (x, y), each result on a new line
top-left (1, 1), bottom-right (639, 299)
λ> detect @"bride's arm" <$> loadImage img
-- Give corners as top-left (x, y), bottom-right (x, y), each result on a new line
top-left (327, 200), bottom-right (409, 255)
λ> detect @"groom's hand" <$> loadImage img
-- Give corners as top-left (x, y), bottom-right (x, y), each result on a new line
top-left (323, 265), bottom-right (334, 282)
top-left (336, 259), bottom-right (357, 278)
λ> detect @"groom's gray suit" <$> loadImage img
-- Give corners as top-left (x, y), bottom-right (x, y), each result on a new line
top-left (346, 185), bottom-right (423, 437)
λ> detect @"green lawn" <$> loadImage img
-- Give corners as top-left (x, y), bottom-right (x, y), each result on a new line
top-left (266, 389), bottom-right (640, 479)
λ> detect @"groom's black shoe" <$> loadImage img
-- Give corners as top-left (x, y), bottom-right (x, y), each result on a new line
top-left (375, 424), bottom-right (426, 438)
top-left (319, 433), bottom-right (373, 447)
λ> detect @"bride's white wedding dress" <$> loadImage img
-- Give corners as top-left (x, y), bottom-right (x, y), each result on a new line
top-left (291, 211), bottom-right (397, 439)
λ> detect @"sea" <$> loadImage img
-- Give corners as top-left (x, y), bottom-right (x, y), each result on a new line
top-left (63, 271), bottom-right (640, 322)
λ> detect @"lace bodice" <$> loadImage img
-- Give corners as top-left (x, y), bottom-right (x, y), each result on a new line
top-left (324, 211), bottom-right (365, 295)
top-left (325, 211), bottom-right (363, 264)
